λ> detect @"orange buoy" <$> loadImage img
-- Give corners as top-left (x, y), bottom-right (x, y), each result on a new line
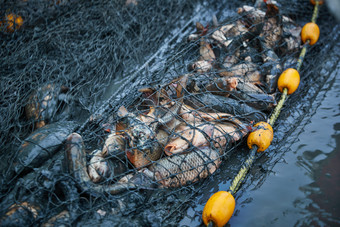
top-left (2, 13), bottom-right (23, 32)
top-left (277, 68), bottom-right (300, 95)
top-left (310, 0), bottom-right (324, 5)
top-left (247, 122), bottom-right (273, 152)
top-left (301, 22), bottom-right (320, 45)
top-left (202, 191), bottom-right (235, 227)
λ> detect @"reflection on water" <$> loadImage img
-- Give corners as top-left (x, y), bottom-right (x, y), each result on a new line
top-left (299, 128), bottom-right (340, 226)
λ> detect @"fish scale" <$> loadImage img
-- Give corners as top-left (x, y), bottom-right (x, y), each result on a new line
top-left (149, 147), bottom-right (221, 188)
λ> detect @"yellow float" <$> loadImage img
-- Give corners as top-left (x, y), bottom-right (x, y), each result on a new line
top-left (247, 122), bottom-right (273, 152)
top-left (202, 191), bottom-right (235, 227)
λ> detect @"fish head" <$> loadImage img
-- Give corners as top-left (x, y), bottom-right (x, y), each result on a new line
top-left (128, 122), bottom-right (155, 151)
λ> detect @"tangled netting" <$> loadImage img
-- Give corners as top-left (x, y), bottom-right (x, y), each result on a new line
top-left (0, 0), bottom-right (338, 226)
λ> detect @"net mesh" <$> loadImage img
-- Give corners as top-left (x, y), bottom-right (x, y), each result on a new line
top-left (0, 0), bottom-right (338, 226)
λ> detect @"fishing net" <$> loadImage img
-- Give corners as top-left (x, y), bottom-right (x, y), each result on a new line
top-left (0, 0), bottom-right (338, 226)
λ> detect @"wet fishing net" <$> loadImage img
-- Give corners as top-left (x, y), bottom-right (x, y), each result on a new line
top-left (0, 0), bottom-right (339, 226)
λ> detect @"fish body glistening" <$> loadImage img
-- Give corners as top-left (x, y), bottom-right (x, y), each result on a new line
top-left (164, 120), bottom-right (247, 156)
top-left (102, 134), bottom-right (126, 159)
top-left (3, 121), bottom-right (76, 187)
top-left (183, 93), bottom-right (267, 122)
top-left (117, 107), bottom-right (157, 168)
top-left (0, 202), bottom-right (39, 226)
top-left (25, 84), bottom-right (69, 129)
top-left (126, 129), bottom-right (168, 168)
top-left (65, 133), bottom-right (137, 195)
top-left (149, 146), bottom-right (221, 188)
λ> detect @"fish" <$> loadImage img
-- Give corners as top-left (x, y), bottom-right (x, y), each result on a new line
top-left (148, 146), bottom-right (221, 187)
top-left (280, 18), bottom-right (302, 54)
top-left (219, 62), bottom-right (263, 85)
top-left (259, 4), bottom-right (282, 49)
top-left (2, 121), bottom-right (76, 188)
top-left (204, 76), bottom-right (238, 95)
top-left (138, 74), bottom-right (189, 128)
top-left (88, 149), bottom-right (110, 183)
top-left (117, 105), bottom-right (157, 168)
top-left (237, 5), bottom-right (266, 26)
top-left (200, 39), bottom-right (216, 63)
top-left (0, 202), bottom-right (39, 226)
top-left (218, 77), bottom-right (277, 111)
top-left (126, 129), bottom-right (168, 168)
top-left (183, 93), bottom-right (267, 122)
top-left (187, 75), bottom-right (276, 110)
top-left (178, 104), bottom-right (236, 123)
top-left (188, 60), bottom-right (213, 73)
top-left (187, 22), bottom-right (209, 42)
top-left (233, 76), bottom-right (264, 94)
top-left (222, 55), bottom-right (239, 69)
top-left (102, 134), bottom-right (126, 159)
top-left (87, 149), bottom-right (128, 183)
top-left (25, 84), bottom-right (69, 130)
top-left (122, 75), bottom-right (188, 168)
top-left (42, 210), bottom-right (70, 227)
top-left (164, 120), bottom-right (247, 156)
top-left (188, 37), bottom-right (216, 73)
top-left (65, 133), bottom-right (137, 195)
top-left (211, 20), bottom-right (250, 51)
top-left (230, 91), bottom-right (277, 111)
top-left (261, 43), bottom-right (282, 93)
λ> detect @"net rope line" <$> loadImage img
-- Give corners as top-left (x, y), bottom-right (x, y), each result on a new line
top-left (225, 1), bottom-right (321, 197)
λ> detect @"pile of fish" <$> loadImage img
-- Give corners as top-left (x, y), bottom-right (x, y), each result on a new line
top-left (62, 2), bottom-right (302, 194)
top-left (1, 2), bottom-right (302, 225)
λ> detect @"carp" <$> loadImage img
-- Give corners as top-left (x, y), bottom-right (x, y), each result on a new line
top-left (65, 133), bottom-right (137, 195)
top-left (25, 84), bottom-right (69, 130)
top-left (2, 121), bottom-right (76, 187)
top-left (178, 104), bottom-right (237, 123)
top-left (164, 120), bottom-right (248, 156)
top-left (121, 75), bottom-right (188, 168)
top-left (87, 149), bottom-right (111, 183)
top-left (183, 93), bottom-right (267, 122)
top-left (42, 210), bottom-right (70, 227)
top-left (120, 146), bottom-right (221, 188)
top-left (0, 202), bottom-right (39, 226)
top-left (149, 146), bottom-right (221, 188)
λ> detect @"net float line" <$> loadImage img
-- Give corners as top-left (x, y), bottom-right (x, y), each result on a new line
top-left (203, 1), bottom-right (322, 226)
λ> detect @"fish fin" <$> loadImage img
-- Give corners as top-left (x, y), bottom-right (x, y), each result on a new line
top-left (174, 74), bottom-right (189, 99)
top-left (266, 3), bottom-right (280, 16)
top-left (196, 22), bottom-right (204, 32)
top-left (116, 122), bottom-right (127, 133)
top-left (138, 87), bottom-right (156, 93)
top-left (164, 144), bottom-right (176, 156)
